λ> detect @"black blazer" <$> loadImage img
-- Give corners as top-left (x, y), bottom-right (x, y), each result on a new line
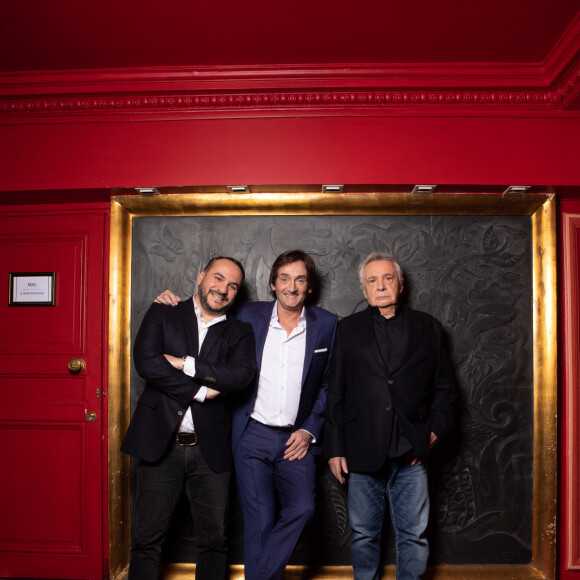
top-left (121, 298), bottom-right (256, 471)
top-left (324, 305), bottom-right (456, 472)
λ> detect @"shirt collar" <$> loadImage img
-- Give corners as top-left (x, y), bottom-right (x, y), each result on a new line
top-left (193, 295), bottom-right (227, 326)
top-left (271, 301), bottom-right (307, 327)
top-left (369, 304), bottom-right (402, 320)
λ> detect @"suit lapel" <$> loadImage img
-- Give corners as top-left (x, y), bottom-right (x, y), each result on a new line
top-left (389, 306), bottom-right (424, 375)
top-left (254, 303), bottom-right (274, 372)
top-left (301, 306), bottom-right (319, 386)
top-left (199, 318), bottom-right (229, 356)
top-left (364, 307), bottom-right (389, 373)
top-left (183, 298), bottom-right (200, 355)
top-left (183, 296), bottom-right (229, 358)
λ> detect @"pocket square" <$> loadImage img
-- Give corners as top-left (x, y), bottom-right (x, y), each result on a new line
top-left (314, 348), bottom-right (328, 353)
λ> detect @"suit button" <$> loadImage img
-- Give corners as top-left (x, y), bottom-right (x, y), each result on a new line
top-left (178, 411), bottom-right (183, 416)
top-left (385, 406), bottom-right (392, 411)
top-left (245, 411), bottom-right (249, 416)
top-left (388, 379), bottom-right (394, 385)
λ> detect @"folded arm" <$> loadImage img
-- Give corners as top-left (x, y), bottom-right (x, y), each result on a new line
top-left (134, 304), bottom-right (255, 408)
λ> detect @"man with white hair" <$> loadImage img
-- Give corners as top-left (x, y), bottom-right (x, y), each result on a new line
top-left (325, 251), bottom-right (457, 580)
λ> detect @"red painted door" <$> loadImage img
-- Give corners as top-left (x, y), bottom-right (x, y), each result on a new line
top-left (0, 210), bottom-right (106, 579)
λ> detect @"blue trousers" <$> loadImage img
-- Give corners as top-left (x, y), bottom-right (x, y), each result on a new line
top-left (234, 420), bottom-right (316, 580)
top-left (348, 460), bottom-right (430, 580)
top-left (129, 443), bottom-right (231, 580)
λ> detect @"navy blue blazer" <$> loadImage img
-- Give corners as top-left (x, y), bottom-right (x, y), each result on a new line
top-left (121, 299), bottom-right (256, 471)
top-left (325, 305), bottom-right (457, 472)
top-left (231, 301), bottom-right (337, 453)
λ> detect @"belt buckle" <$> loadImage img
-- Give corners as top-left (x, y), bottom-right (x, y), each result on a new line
top-left (176, 432), bottom-right (197, 446)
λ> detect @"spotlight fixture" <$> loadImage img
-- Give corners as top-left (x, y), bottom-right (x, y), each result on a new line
top-left (135, 187), bottom-right (160, 195)
top-left (411, 185), bottom-right (437, 194)
top-left (503, 186), bottom-right (531, 195)
top-left (227, 185), bottom-right (250, 194)
top-left (322, 185), bottom-right (344, 193)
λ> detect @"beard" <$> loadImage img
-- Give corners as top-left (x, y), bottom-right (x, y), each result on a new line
top-left (198, 285), bottom-right (232, 315)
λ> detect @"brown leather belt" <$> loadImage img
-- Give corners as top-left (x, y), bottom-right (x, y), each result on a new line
top-left (176, 432), bottom-right (197, 446)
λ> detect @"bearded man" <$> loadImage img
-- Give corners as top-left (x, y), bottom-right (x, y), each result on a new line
top-left (122, 257), bottom-right (256, 580)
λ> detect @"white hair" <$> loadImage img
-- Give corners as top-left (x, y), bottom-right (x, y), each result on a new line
top-left (357, 252), bottom-right (404, 287)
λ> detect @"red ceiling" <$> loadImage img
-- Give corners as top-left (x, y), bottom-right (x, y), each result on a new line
top-left (1, 0), bottom-right (579, 72)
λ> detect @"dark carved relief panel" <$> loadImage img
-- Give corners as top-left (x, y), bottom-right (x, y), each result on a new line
top-left (130, 215), bottom-right (533, 566)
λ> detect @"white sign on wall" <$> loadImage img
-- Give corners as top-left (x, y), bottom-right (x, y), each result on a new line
top-left (9, 272), bottom-right (55, 306)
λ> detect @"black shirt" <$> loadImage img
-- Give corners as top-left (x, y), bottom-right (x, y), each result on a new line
top-left (370, 305), bottom-right (413, 458)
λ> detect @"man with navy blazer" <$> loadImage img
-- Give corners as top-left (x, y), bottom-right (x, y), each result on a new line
top-left (156, 249), bottom-right (337, 580)
top-left (231, 250), bottom-right (337, 580)
top-left (325, 251), bottom-right (456, 580)
top-left (122, 257), bottom-right (256, 580)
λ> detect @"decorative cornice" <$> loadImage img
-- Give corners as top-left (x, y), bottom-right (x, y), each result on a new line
top-left (0, 87), bottom-right (567, 118)
top-left (1, 19), bottom-right (579, 119)
top-left (558, 63), bottom-right (580, 109)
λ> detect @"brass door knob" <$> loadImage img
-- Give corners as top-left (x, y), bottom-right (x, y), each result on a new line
top-left (68, 358), bottom-right (86, 374)
top-left (86, 412), bottom-right (97, 422)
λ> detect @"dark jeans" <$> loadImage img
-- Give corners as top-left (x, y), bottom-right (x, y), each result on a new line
top-left (128, 442), bottom-right (231, 580)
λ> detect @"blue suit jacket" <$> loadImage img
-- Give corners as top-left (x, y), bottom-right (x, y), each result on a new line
top-left (231, 301), bottom-right (337, 454)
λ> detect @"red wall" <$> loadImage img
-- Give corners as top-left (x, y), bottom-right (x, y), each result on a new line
top-left (2, 110), bottom-right (579, 579)
top-left (1, 114), bottom-right (579, 192)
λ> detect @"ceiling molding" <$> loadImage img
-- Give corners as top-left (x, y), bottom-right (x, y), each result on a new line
top-left (1, 17), bottom-right (579, 119)
top-left (1, 11), bottom-right (579, 95)
top-left (0, 88), bottom-right (569, 120)
top-left (557, 63), bottom-right (580, 110)
top-left (542, 10), bottom-right (580, 85)
top-left (0, 61), bottom-right (575, 97)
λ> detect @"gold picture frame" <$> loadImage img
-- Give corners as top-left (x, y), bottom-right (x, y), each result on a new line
top-left (108, 188), bottom-right (557, 580)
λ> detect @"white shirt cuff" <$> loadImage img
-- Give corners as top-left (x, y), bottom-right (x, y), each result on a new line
top-left (299, 428), bottom-right (316, 444)
top-left (183, 356), bottom-right (207, 402)
top-left (194, 386), bottom-right (207, 403)
top-left (183, 355), bottom-right (196, 377)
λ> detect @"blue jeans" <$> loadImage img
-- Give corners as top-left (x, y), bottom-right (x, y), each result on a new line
top-left (348, 460), bottom-right (429, 580)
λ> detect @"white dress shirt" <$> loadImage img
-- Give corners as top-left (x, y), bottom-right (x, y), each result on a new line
top-left (251, 302), bottom-right (307, 428)
top-left (179, 296), bottom-right (227, 433)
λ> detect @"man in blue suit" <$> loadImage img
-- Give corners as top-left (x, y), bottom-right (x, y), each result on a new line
top-left (232, 250), bottom-right (337, 580)
top-left (156, 249), bottom-right (337, 580)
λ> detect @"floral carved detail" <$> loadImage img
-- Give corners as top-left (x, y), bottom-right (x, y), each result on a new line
top-left (149, 225), bottom-right (184, 262)
top-left (130, 214), bottom-right (535, 566)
